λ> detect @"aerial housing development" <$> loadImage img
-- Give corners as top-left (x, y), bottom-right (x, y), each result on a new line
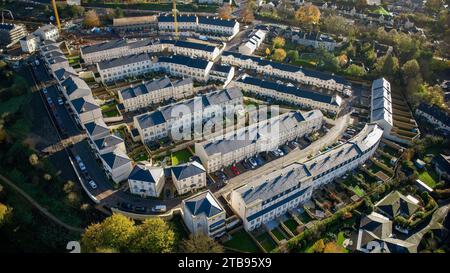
top-left (0, 0), bottom-right (449, 257)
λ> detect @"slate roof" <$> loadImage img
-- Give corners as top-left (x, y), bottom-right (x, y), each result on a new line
top-left (84, 119), bottom-right (109, 138)
top-left (94, 134), bottom-right (124, 151)
top-left (62, 76), bottom-right (90, 97)
top-left (184, 190), bottom-right (224, 218)
top-left (238, 75), bottom-right (340, 106)
top-left (158, 14), bottom-right (197, 23)
top-left (202, 111), bottom-right (321, 156)
top-left (81, 39), bottom-right (128, 55)
top-left (120, 76), bottom-right (173, 100)
top-left (197, 16), bottom-right (238, 28)
top-left (173, 40), bottom-right (217, 52)
top-left (417, 103), bottom-right (450, 127)
top-left (71, 95), bottom-right (99, 114)
top-left (223, 51), bottom-right (349, 85)
top-left (128, 164), bottom-right (163, 184)
top-left (97, 52), bottom-right (151, 70)
top-left (136, 87), bottom-right (242, 129)
top-left (54, 67), bottom-right (77, 82)
top-left (158, 55), bottom-right (211, 70)
top-left (211, 64), bottom-right (233, 74)
top-left (101, 151), bottom-right (131, 169)
top-left (375, 191), bottom-right (420, 219)
top-left (235, 163), bottom-right (311, 205)
top-left (171, 161), bottom-right (205, 181)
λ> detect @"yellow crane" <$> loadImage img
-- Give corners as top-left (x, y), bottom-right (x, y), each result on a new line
top-left (172, 0), bottom-right (178, 39)
top-left (51, 0), bottom-right (61, 30)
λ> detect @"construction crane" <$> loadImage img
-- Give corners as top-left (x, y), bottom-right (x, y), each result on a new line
top-left (51, 0), bottom-right (61, 30)
top-left (172, 0), bottom-right (179, 40)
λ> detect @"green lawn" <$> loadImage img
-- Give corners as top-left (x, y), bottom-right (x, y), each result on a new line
top-left (337, 231), bottom-right (346, 246)
top-left (0, 95), bottom-right (26, 115)
top-left (351, 185), bottom-right (365, 197)
top-left (284, 218), bottom-right (299, 233)
top-left (101, 103), bottom-right (120, 117)
top-left (297, 211), bottom-right (313, 224)
top-left (223, 230), bottom-right (261, 253)
top-left (171, 149), bottom-right (192, 166)
top-left (418, 171), bottom-right (438, 188)
top-left (256, 232), bottom-right (277, 252)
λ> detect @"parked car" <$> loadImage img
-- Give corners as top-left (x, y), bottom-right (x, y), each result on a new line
top-left (280, 145), bottom-right (290, 155)
top-left (74, 155), bottom-right (86, 172)
top-left (88, 180), bottom-right (97, 189)
top-left (276, 148), bottom-right (285, 156)
top-left (215, 171), bottom-right (228, 181)
top-left (152, 205), bottom-right (167, 213)
top-left (231, 165), bottom-right (240, 175)
top-left (120, 202), bottom-right (134, 211)
top-left (242, 160), bottom-right (251, 170)
top-left (134, 206), bottom-right (147, 213)
top-left (46, 97), bottom-right (53, 105)
top-left (248, 157), bottom-right (258, 168)
top-left (57, 97), bottom-right (64, 105)
top-left (42, 88), bottom-right (48, 95)
top-left (254, 154), bottom-right (265, 166)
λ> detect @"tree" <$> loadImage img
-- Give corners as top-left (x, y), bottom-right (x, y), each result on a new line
top-left (114, 7), bottom-right (124, 18)
top-left (81, 213), bottom-right (135, 253)
top-left (345, 64), bottom-right (366, 77)
top-left (218, 3), bottom-right (233, 20)
top-left (273, 48), bottom-right (287, 62)
top-left (272, 36), bottom-right (285, 49)
top-left (0, 202), bottom-right (12, 227)
top-left (355, 0), bottom-right (368, 10)
top-left (129, 218), bottom-right (175, 253)
top-left (83, 10), bottom-right (101, 28)
top-left (28, 154), bottom-right (39, 166)
top-left (294, 4), bottom-right (321, 28)
top-left (321, 15), bottom-right (354, 36)
top-left (287, 50), bottom-right (299, 62)
top-left (425, 0), bottom-right (444, 14)
top-left (401, 59), bottom-right (421, 82)
top-left (180, 234), bottom-right (224, 253)
top-left (374, 54), bottom-right (399, 80)
top-left (239, 5), bottom-right (255, 24)
top-left (265, 47), bottom-right (271, 56)
top-left (63, 180), bottom-right (76, 194)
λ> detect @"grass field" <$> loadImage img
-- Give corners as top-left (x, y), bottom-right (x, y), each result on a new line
top-left (223, 230), bottom-right (261, 253)
top-left (284, 218), bottom-right (299, 233)
top-left (101, 103), bottom-right (120, 117)
top-left (418, 170), bottom-right (438, 188)
top-left (171, 149), bottom-right (192, 166)
top-left (256, 232), bottom-right (277, 252)
top-left (271, 228), bottom-right (287, 241)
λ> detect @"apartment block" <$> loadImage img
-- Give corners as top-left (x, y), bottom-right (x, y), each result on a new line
top-left (222, 51), bottom-right (351, 93)
top-left (182, 190), bottom-right (226, 238)
top-left (119, 76), bottom-right (194, 111)
top-left (171, 161), bottom-right (207, 195)
top-left (230, 123), bottom-right (383, 231)
top-left (128, 164), bottom-right (165, 198)
top-left (234, 75), bottom-right (342, 113)
top-left (133, 87), bottom-right (243, 143)
top-left (97, 53), bottom-right (154, 83)
top-left (195, 110), bottom-right (323, 172)
top-left (157, 55), bottom-right (213, 82)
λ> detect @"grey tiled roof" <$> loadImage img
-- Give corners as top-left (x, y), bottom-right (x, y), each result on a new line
top-left (120, 76), bottom-right (172, 100)
top-left (158, 55), bottom-right (210, 70)
top-left (101, 151), bottom-right (131, 169)
top-left (128, 164), bottom-right (163, 184)
top-left (184, 190), bottom-right (223, 218)
top-left (94, 134), bottom-right (124, 151)
top-left (238, 76), bottom-right (340, 105)
top-left (98, 52), bottom-right (151, 70)
top-left (85, 119), bottom-right (109, 137)
top-left (198, 16), bottom-right (238, 28)
top-left (71, 95), bottom-right (99, 114)
top-left (171, 161), bottom-right (205, 181)
top-left (62, 76), bottom-right (90, 96)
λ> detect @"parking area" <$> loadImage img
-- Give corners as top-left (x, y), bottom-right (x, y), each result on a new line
top-left (211, 138), bottom-right (305, 184)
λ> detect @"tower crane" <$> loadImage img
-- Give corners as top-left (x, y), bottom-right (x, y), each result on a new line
top-left (51, 0), bottom-right (61, 30)
top-left (172, 0), bottom-right (179, 40)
